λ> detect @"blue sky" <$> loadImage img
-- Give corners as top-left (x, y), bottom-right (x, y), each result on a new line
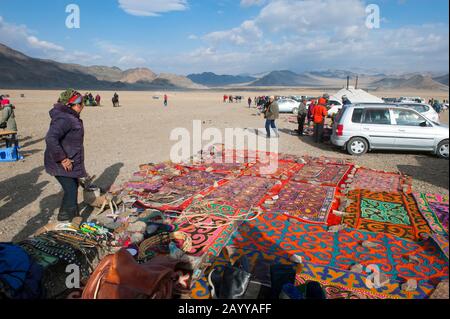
top-left (0, 0), bottom-right (448, 75)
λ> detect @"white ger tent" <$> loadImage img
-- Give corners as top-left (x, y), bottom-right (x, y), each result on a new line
top-left (330, 86), bottom-right (384, 104)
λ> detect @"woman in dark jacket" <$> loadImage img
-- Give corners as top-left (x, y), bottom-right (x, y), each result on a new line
top-left (44, 89), bottom-right (87, 221)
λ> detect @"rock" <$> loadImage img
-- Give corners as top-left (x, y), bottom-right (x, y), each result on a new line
top-left (350, 263), bottom-right (364, 274)
top-left (401, 279), bottom-right (418, 292)
top-left (328, 224), bottom-right (347, 233)
top-left (406, 255), bottom-right (421, 264)
top-left (290, 254), bottom-right (303, 264)
top-left (379, 273), bottom-right (391, 286)
top-left (362, 241), bottom-right (381, 249)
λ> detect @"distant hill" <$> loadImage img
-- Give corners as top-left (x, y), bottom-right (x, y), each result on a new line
top-left (371, 74), bottom-right (449, 91)
top-left (120, 68), bottom-right (158, 83)
top-left (433, 74), bottom-right (449, 86)
top-left (309, 69), bottom-right (360, 79)
top-left (248, 70), bottom-right (321, 87)
top-left (0, 43), bottom-right (204, 90)
top-left (187, 72), bottom-right (256, 86)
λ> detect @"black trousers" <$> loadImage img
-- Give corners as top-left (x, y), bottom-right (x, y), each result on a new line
top-left (297, 114), bottom-right (307, 136)
top-left (55, 176), bottom-right (79, 217)
top-left (314, 123), bottom-right (324, 143)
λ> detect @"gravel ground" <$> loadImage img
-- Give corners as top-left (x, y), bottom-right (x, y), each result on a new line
top-left (0, 89), bottom-right (448, 242)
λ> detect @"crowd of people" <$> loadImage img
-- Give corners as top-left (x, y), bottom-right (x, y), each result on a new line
top-left (223, 95), bottom-right (243, 103)
top-left (82, 93), bottom-right (101, 107)
top-left (250, 94), bottom-right (332, 143)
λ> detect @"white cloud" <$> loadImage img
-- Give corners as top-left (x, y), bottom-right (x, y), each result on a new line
top-left (27, 36), bottom-right (64, 51)
top-left (204, 20), bottom-right (262, 45)
top-left (194, 0), bottom-right (449, 74)
top-left (118, 0), bottom-right (188, 16)
top-left (0, 15), bottom-right (65, 54)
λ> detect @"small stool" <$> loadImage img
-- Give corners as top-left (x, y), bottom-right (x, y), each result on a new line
top-left (0, 131), bottom-right (23, 162)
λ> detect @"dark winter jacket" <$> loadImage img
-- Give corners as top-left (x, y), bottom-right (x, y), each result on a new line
top-left (264, 101), bottom-right (279, 120)
top-left (44, 103), bottom-right (86, 178)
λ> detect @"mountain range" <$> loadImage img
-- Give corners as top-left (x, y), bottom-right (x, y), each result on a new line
top-left (0, 43), bottom-right (204, 90)
top-left (0, 43), bottom-right (448, 91)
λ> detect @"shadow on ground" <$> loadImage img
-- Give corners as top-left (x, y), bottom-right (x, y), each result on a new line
top-left (398, 156), bottom-right (449, 190)
top-left (12, 162), bottom-right (124, 242)
top-left (0, 166), bottom-right (48, 223)
top-left (20, 136), bottom-right (45, 149)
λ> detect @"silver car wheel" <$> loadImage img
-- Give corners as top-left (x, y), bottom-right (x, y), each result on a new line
top-left (439, 143), bottom-right (449, 158)
top-left (351, 141), bottom-right (366, 154)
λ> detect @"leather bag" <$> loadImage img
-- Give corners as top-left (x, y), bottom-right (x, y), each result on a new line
top-left (82, 249), bottom-right (182, 299)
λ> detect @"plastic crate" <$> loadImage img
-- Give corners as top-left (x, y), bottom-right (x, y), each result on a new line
top-left (0, 146), bottom-right (23, 162)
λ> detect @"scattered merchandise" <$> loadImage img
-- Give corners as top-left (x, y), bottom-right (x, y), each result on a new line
top-left (1, 150), bottom-right (448, 299)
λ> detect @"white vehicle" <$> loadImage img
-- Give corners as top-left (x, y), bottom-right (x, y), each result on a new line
top-left (399, 97), bottom-right (425, 104)
top-left (327, 99), bottom-right (344, 117)
top-left (397, 103), bottom-right (440, 123)
top-left (276, 98), bottom-right (300, 114)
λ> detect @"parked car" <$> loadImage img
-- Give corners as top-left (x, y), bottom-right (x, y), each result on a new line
top-left (382, 97), bottom-right (400, 103)
top-left (331, 104), bottom-right (449, 158)
top-left (399, 97), bottom-right (426, 104)
top-left (396, 103), bottom-right (440, 123)
top-left (276, 98), bottom-right (300, 114)
top-left (327, 99), bottom-right (344, 117)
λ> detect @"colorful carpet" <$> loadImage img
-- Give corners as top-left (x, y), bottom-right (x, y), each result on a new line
top-left (176, 203), bottom-right (242, 258)
top-left (229, 213), bottom-right (448, 295)
top-left (130, 170), bottom-right (227, 210)
top-left (292, 163), bottom-right (352, 187)
top-left (413, 193), bottom-right (449, 236)
top-left (190, 248), bottom-right (296, 299)
top-left (264, 181), bottom-right (336, 225)
top-left (347, 168), bottom-right (411, 193)
top-left (184, 161), bottom-right (247, 174)
top-left (204, 176), bottom-right (279, 210)
top-left (243, 160), bottom-right (301, 180)
top-left (343, 190), bottom-right (432, 241)
top-left (297, 263), bottom-right (427, 299)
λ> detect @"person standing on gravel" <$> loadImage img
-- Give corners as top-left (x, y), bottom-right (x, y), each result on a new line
top-left (164, 94), bottom-right (168, 107)
top-left (312, 96), bottom-right (328, 143)
top-left (297, 98), bottom-right (308, 136)
top-left (44, 89), bottom-right (87, 222)
top-left (264, 96), bottom-right (280, 138)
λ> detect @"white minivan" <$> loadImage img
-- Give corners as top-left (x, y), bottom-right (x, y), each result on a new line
top-left (331, 104), bottom-right (449, 158)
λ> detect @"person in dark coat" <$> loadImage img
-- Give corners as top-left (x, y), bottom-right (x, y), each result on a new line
top-left (44, 89), bottom-right (87, 221)
top-left (264, 96), bottom-right (279, 138)
top-left (297, 98), bottom-right (308, 136)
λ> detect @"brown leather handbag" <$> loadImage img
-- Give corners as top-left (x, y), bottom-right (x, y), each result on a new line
top-left (82, 249), bottom-right (182, 299)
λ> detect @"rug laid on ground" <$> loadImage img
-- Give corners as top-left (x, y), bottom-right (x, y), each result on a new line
top-left (242, 160), bottom-right (301, 180)
top-left (189, 248), bottom-right (369, 300)
top-left (297, 262), bottom-right (417, 299)
top-left (203, 176), bottom-right (279, 210)
top-left (129, 169), bottom-right (227, 210)
top-left (175, 202), bottom-right (248, 258)
top-left (413, 193), bottom-right (449, 236)
top-left (346, 168), bottom-right (411, 193)
top-left (229, 213), bottom-right (447, 298)
top-left (342, 190), bottom-right (431, 241)
top-left (263, 181), bottom-right (337, 225)
top-left (189, 248), bottom-right (297, 299)
top-left (291, 163), bottom-right (352, 187)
